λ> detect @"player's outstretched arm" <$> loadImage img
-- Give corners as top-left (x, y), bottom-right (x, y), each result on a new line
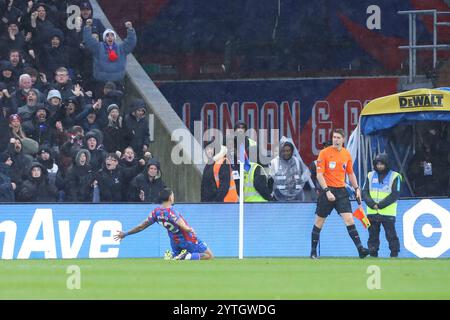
top-left (114, 219), bottom-right (151, 241)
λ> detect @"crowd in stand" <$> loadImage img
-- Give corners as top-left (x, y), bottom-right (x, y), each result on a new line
top-left (0, 0), bottom-right (167, 203)
top-left (1, 2), bottom-right (448, 205)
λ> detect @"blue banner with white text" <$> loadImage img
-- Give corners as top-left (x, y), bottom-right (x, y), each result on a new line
top-left (0, 199), bottom-right (449, 259)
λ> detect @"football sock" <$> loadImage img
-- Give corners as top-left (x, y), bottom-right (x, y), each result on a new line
top-left (347, 224), bottom-right (363, 249)
top-left (184, 253), bottom-right (201, 260)
top-left (311, 225), bottom-right (321, 252)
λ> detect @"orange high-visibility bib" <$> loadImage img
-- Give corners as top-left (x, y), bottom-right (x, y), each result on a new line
top-left (213, 157), bottom-right (239, 203)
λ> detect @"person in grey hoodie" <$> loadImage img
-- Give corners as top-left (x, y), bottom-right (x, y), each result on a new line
top-left (65, 148), bottom-right (94, 202)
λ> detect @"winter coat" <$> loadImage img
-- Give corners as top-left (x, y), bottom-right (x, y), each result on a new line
top-left (50, 80), bottom-right (76, 102)
top-left (22, 118), bottom-right (55, 147)
top-left (65, 149), bottom-right (95, 202)
top-left (41, 44), bottom-right (72, 79)
top-left (17, 162), bottom-right (58, 202)
top-left (95, 163), bottom-right (140, 202)
top-left (7, 143), bottom-right (33, 186)
top-left (0, 163), bottom-right (15, 202)
top-left (123, 113), bottom-right (150, 156)
top-left (119, 157), bottom-right (141, 199)
top-left (102, 120), bottom-right (132, 153)
top-left (200, 163), bottom-right (218, 202)
top-left (82, 26), bottom-right (136, 82)
top-left (128, 159), bottom-right (166, 203)
top-left (0, 107), bottom-right (9, 152)
top-left (84, 130), bottom-right (107, 172)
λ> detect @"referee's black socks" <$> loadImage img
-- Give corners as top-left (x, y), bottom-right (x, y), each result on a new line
top-left (311, 225), bottom-right (322, 253)
top-left (346, 224), bottom-right (363, 249)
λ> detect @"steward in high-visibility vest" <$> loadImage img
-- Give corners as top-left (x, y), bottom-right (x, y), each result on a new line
top-left (213, 146), bottom-right (239, 203)
top-left (362, 153), bottom-right (401, 258)
top-left (243, 162), bottom-right (270, 202)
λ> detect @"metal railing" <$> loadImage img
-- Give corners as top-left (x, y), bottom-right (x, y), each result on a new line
top-left (398, 9), bottom-right (450, 83)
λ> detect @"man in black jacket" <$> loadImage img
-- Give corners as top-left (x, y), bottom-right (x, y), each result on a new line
top-left (17, 162), bottom-right (58, 202)
top-left (128, 158), bottom-right (166, 203)
top-left (200, 141), bottom-right (218, 202)
top-left (94, 152), bottom-right (141, 202)
top-left (65, 148), bottom-right (94, 202)
top-left (124, 98), bottom-right (150, 158)
top-left (0, 152), bottom-right (15, 202)
top-left (22, 105), bottom-right (55, 146)
top-left (6, 137), bottom-right (33, 188)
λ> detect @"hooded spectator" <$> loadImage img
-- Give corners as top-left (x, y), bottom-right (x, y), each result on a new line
top-left (46, 88), bottom-right (62, 115)
top-left (22, 104), bottom-right (55, 146)
top-left (269, 139), bottom-right (309, 201)
top-left (99, 81), bottom-right (123, 110)
top-left (6, 137), bottom-right (33, 186)
top-left (38, 0), bottom-right (70, 30)
top-left (0, 3), bottom-right (22, 35)
top-left (128, 158), bottom-right (166, 203)
top-left (124, 98), bottom-right (150, 158)
top-left (65, 148), bottom-right (94, 202)
top-left (102, 103), bottom-right (131, 153)
top-left (0, 152), bottom-right (15, 202)
top-left (94, 152), bottom-right (141, 202)
top-left (39, 28), bottom-right (72, 79)
top-left (0, 21), bottom-right (26, 58)
top-left (17, 162), bottom-right (58, 202)
top-left (0, 80), bottom-right (17, 117)
top-left (18, 89), bottom-right (42, 122)
top-left (0, 61), bottom-right (18, 92)
top-left (78, 1), bottom-right (105, 35)
top-left (81, 108), bottom-right (103, 132)
top-left (119, 146), bottom-right (150, 200)
top-left (29, 3), bottom-right (57, 54)
top-left (35, 144), bottom-right (58, 186)
top-left (84, 129), bottom-right (106, 172)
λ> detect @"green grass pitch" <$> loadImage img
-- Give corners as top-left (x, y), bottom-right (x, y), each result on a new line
top-left (1, 258), bottom-right (449, 299)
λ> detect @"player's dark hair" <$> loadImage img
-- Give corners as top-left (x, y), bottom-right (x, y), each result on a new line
top-left (159, 188), bottom-right (173, 202)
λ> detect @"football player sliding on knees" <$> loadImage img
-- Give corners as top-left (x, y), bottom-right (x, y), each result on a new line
top-left (114, 188), bottom-right (213, 260)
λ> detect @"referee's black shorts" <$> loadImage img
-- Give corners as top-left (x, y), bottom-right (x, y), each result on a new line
top-left (315, 187), bottom-right (352, 218)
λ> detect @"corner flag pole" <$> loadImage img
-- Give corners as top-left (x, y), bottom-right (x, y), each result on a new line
top-left (239, 161), bottom-right (244, 260)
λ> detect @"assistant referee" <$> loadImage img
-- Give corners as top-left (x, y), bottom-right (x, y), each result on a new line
top-left (310, 129), bottom-right (369, 259)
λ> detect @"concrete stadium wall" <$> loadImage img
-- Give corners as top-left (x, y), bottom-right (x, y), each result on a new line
top-left (1, 199), bottom-right (449, 259)
top-left (91, 0), bottom-right (203, 202)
